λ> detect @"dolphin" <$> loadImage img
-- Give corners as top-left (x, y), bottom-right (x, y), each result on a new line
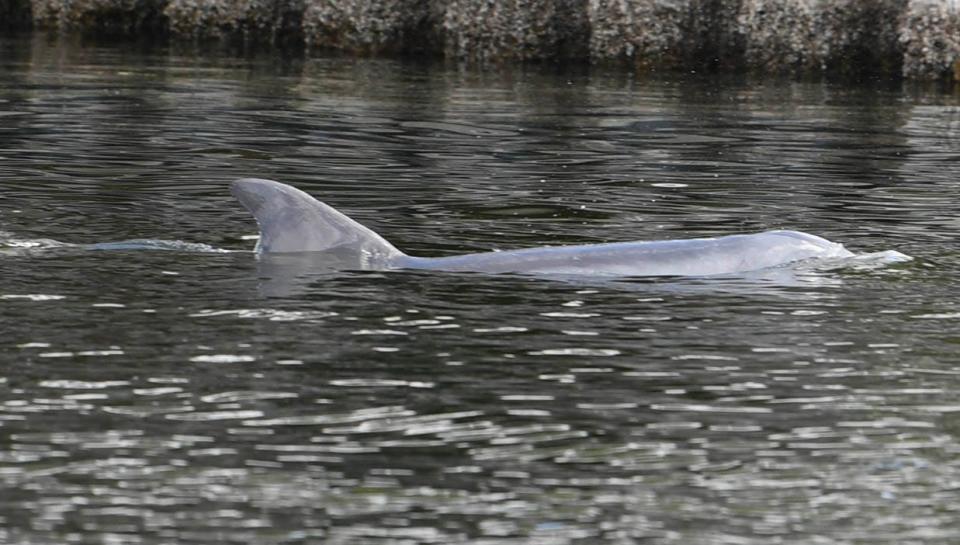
top-left (231, 178), bottom-right (868, 277)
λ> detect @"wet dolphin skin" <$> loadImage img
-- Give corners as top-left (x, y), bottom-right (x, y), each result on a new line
top-left (231, 178), bottom-right (856, 277)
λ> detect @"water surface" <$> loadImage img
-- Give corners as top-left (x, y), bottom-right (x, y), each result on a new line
top-left (1, 35), bottom-right (959, 544)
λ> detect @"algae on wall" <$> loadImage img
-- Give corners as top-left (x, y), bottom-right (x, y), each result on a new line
top-left (3, 0), bottom-right (960, 80)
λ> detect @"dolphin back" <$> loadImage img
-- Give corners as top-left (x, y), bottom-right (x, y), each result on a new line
top-left (231, 179), bottom-right (899, 278)
top-left (231, 178), bottom-right (403, 266)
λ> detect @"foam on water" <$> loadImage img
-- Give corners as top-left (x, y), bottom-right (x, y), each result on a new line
top-left (87, 239), bottom-right (234, 253)
top-left (0, 232), bottom-right (233, 255)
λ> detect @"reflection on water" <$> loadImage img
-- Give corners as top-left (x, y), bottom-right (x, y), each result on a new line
top-left (1, 34), bottom-right (960, 544)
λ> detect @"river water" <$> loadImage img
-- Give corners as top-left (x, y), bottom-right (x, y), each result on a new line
top-left (1, 34), bottom-right (959, 544)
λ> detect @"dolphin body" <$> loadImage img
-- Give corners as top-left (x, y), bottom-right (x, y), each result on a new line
top-left (231, 178), bottom-right (858, 277)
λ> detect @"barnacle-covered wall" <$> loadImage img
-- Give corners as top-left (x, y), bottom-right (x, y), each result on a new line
top-left (900, 0), bottom-right (960, 79)
top-left (165, 0), bottom-right (277, 40)
top-left (3, 0), bottom-right (959, 79)
top-left (29, 0), bottom-right (166, 35)
top-left (301, 0), bottom-right (437, 53)
top-left (589, 0), bottom-right (743, 70)
top-left (739, 0), bottom-right (906, 75)
top-left (443, 0), bottom-right (589, 62)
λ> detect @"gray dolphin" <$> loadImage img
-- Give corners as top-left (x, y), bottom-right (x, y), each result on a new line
top-left (231, 178), bottom-right (864, 277)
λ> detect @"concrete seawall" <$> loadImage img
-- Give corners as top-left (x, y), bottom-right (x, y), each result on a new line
top-left (3, 0), bottom-right (959, 79)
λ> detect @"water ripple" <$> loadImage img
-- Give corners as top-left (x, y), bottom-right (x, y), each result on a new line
top-left (1, 37), bottom-right (959, 545)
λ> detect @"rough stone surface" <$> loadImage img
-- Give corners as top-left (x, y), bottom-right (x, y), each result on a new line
top-left (739, 0), bottom-right (907, 74)
top-left (589, 0), bottom-right (743, 70)
top-left (900, 0), bottom-right (960, 79)
top-left (165, 0), bottom-right (304, 45)
top-left (302, 0), bottom-right (437, 54)
top-left (443, 0), bottom-right (588, 62)
top-left (30, 0), bottom-right (166, 35)
top-left (738, 0), bottom-right (816, 71)
top-left (4, 0), bottom-right (960, 79)
top-left (589, 0), bottom-right (687, 66)
top-left (167, 0), bottom-right (267, 38)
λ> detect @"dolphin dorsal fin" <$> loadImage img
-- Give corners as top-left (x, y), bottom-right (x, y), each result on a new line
top-left (231, 178), bottom-right (403, 262)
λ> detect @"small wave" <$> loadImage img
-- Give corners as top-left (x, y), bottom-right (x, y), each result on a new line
top-left (809, 250), bottom-right (914, 273)
top-left (851, 250), bottom-right (913, 265)
top-left (86, 239), bottom-right (234, 253)
top-left (0, 231), bottom-right (73, 255)
top-left (0, 231), bottom-right (234, 255)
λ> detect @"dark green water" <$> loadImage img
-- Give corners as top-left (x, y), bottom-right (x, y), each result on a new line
top-left (1, 34), bottom-right (959, 544)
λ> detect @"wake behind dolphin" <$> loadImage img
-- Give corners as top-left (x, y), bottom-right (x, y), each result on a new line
top-left (231, 178), bottom-right (909, 277)
top-left (0, 231), bottom-right (230, 256)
